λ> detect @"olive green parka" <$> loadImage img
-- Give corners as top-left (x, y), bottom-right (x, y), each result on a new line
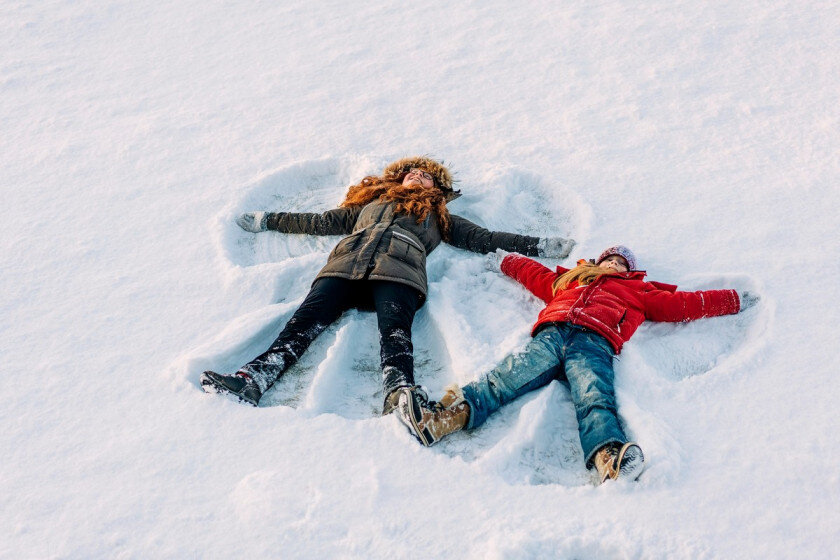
top-left (265, 200), bottom-right (541, 304)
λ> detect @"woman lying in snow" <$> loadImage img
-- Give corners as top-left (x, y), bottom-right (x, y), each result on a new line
top-left (396, 246), bottom-right (757, 483)
top-left (201, 157), bottom-right (576, 413)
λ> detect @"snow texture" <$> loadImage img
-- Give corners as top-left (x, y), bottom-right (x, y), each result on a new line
top-left (2, 1), bottom-right (838, 558)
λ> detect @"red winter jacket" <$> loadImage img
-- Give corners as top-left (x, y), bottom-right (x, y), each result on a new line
top-left (500, 254), bottom-right (741, 354)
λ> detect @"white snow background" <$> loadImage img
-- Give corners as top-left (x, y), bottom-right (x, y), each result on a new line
top-left (2, 1), bottom-right (838, 558)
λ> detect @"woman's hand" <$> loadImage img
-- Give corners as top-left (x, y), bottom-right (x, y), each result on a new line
top-left (537, 236), bottom-right (576, 259)
top-left (236, 212), bottom-right (268, 232)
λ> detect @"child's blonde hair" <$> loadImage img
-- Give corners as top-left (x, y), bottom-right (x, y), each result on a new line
top-left (552, 260), bottom-right (616, 295)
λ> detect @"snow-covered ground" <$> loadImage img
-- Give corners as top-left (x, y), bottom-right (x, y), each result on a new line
top-left (2, 1), bottom-right (838, 558)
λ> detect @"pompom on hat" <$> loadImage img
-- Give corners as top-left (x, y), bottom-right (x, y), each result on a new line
top-left (382, 156), bottom-right (461, 201)
top-left (596, 245), bottom-right (637, 271)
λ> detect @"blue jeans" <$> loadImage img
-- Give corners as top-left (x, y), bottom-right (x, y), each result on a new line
top-left (461, 322), bottom-right (627, 466)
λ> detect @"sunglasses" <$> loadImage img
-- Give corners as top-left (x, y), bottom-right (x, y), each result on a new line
top-left (408, 168), bottom-right (434, 182)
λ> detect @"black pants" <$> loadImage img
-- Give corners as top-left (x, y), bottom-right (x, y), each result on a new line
top-left (242, 277), bottom-right (423, 404)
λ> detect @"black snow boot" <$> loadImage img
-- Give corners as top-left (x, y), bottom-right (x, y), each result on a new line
top-left (200, 371), bottom-right (262, 406)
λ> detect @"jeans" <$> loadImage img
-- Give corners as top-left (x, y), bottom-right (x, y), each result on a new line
top-left (461, 322), bottom-right (627, 466)
top-left (243, 277), bottom-right (422, 401)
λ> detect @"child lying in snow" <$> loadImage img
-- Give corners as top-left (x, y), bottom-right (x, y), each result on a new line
top-left (396, 246), bottom-right (757, 484)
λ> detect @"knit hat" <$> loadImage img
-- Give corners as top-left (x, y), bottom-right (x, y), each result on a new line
top-left (382, 156), bottom-right (461, 200)
top-left (596, 245), bottom-right (637, 271)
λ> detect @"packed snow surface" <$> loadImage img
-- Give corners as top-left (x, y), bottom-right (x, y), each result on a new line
top-left (2, 1), bottom-right (838, 558)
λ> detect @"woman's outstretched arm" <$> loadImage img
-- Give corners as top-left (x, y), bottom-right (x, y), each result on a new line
top-left (448, 214), bottom-right (575, 258)
top-left (237, 207), bottom-right (363, 236)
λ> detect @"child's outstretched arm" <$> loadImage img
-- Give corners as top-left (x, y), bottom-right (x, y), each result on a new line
top-left (643, 284), bottom-right (741, 323)
top-left (498, 252), bottom-right (558, 303)
top-left (236, 208), bottom-right (363, 236)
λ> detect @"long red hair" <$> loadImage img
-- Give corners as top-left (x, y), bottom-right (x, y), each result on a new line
top-left (341, 174), bottom-right (452, 239)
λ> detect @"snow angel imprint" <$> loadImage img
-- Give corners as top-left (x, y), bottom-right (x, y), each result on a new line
top-left (201, 156), bottom-right (576, 414)
top-left (396, 246), bottom-right (759, 484)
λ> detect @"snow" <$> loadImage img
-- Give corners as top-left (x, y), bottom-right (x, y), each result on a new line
top-left (2, 1), bottom-right (838, 558)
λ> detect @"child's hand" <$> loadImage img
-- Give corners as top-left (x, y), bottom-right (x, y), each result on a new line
top-left (738, 291), bottom-right (760, 311)
top-left (537, 236), bottom-right (576, 259)
top-left (485, 248), bottom-right (511, 271)
top-left (236, 211), bottom-right (268, 232)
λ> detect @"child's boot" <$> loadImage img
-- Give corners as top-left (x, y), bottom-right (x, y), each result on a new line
top-left (200, 371), bottom-right (262, 406)
top-left (396, 385), bottom-right (470, 447)
top-left (438, 384), bottom-right (463, 408)
top-left (592, 442), bottom-right (645, 484)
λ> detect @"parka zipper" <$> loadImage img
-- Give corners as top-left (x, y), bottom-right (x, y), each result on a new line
top-left (392, 231), bottom-right (426, 253)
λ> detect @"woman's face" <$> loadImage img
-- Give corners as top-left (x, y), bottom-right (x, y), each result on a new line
top-left (598, 255), bottom-right (629, 273)
top-left (403, 168), bottom-right (436, 189)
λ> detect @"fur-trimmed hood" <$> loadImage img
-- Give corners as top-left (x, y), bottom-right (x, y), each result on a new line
top-left (382, 156), bottom-right (461, 201)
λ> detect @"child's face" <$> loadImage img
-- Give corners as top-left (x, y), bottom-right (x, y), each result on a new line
top-left (598, 255), bottom-right (629, 273)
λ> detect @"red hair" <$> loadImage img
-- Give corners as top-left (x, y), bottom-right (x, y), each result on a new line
top-left (341, 173), bottom-right (451, 239)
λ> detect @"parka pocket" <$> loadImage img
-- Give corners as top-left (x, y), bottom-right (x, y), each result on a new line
top-left (330, 230), bottom-right (364, 258)
top-left (390, 231), bottom-right (426, 266)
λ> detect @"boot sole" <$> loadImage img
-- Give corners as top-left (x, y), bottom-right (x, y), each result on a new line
top-left (200, 373), bottom-right (259, 407)
top-left (616, 443), bottom-right (645, 481)
top-left (399, 389), bottom-right (435, 447)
